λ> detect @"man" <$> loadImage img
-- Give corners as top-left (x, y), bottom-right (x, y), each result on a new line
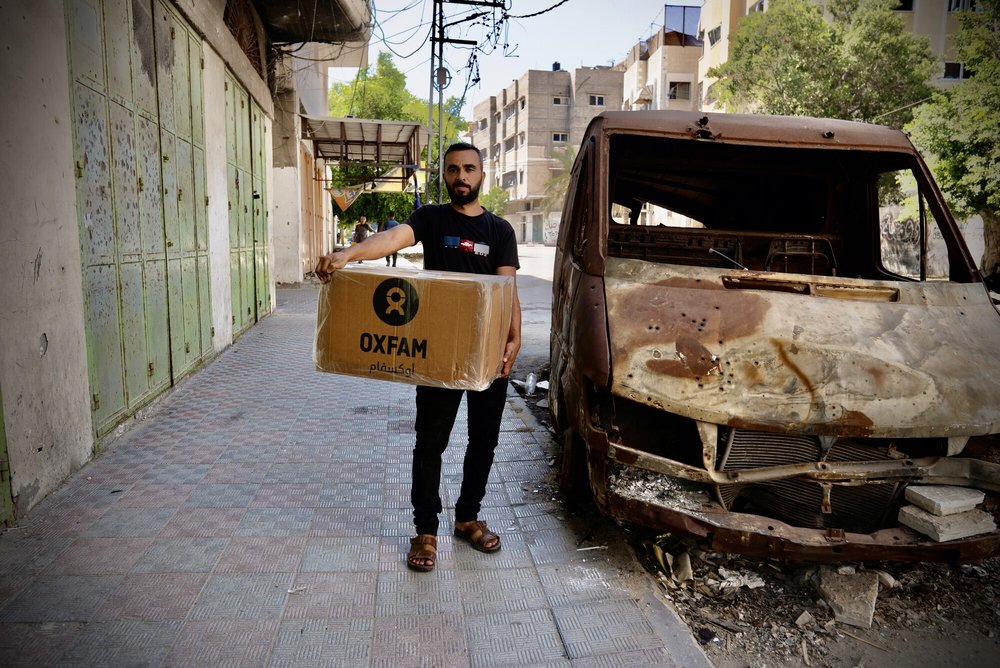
top-left (314, 143), bottom-right (521, 573)
top-left (378, 211), bottom-right (401, 266)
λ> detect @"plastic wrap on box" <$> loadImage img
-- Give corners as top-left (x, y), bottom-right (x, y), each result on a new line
top-left (314, 265), bottom-right (514, 391)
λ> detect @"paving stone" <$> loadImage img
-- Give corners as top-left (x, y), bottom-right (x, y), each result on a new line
top-left (465, 608), bottom-right (565, 666)
top-left (283, 572), bottom-right (378, 619)
top-left (899, 504), bottom-right (997, 542)
top-left (270, 618), bottom-right (373, 667)
top-left (188, 573), bottom-right (293, 620)
top-left (0, 621), bottom-right (86, 665)
top-left (94, 573), bottom-right (209, 620)
top-left (551, 599), bottom-right (664, 659)
top-left (904, 485), bottom-right (985, 516)
top-left (0, 575), bottom-right (122, 622)
top-left (372, 613), bottom-right (467, 668)
top-left (59, 620), bottom-right (182, 665)
top-left (818, 566), bottom-right (878, 628)
top-left (167, 619), bottom-right (278, 667)
top-left (130, 536), bottom-right (228, 573)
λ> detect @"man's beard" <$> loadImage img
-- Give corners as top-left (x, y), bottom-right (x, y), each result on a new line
top-left (446, 179), bottom-right (481, 206)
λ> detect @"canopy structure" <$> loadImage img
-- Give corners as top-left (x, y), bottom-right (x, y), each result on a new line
top-left (301, 115), bottom-right (429, 190)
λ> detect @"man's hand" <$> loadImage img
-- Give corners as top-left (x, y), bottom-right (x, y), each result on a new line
top-left (500, 334), bottom-right (521, 378)
top-left (314, 252), bottom-right (349, 283)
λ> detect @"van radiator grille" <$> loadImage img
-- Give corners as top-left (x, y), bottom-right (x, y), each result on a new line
top-left (716, 429), bottom-right (907, 532)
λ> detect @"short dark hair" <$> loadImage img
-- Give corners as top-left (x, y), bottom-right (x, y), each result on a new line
top-left (387, 211), bottom-right (394, 217)
top-left (444, 142), bottom-right (483, 167)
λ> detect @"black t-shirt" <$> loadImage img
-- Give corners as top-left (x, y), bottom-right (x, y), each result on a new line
top-left (405, 204), bottom-right (519, 275)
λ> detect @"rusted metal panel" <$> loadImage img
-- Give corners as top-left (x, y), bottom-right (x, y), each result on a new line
top-left (166, 257), bottom-right (187, 377)
top-left (136, 115), bottom-right (163, 255)
top-left (104, 0), bottom-right (132, 103)
top-left (159, 131), bottom-right (178, 255)
top-left (189, 34), bottom-right (204, 147)
top-left (145, 258), bottom-right (170, 392)
top-left (197, 255), bottom-right (212, 356)
top-left (74, 84), bottom-right (115, 266)
top-left (194, 145), bottom-right (207, 251)
top-left (110, 101), bottom-right (140, 257)
top-left (120, 261), bottom-right (150, 405)
top-left (153, 0), bottom-right (174, 132)
top-left (171, 13), bottom-right (192, 140)
top-left (176, 137), bottom-right (195, 253)
top-left (85, 265), bottom-right (126, 432)
top-left (131, 0), bottom-right (157, 119)
top-left (605, 259), bottom-right (1000, 437)
top-left (181, 256), bottom-right (200, 371)
top-left (70, 0), bottom-right (106, 90)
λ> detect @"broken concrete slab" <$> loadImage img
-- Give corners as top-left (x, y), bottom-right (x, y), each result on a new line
top-left (898, 505), bottom-right (997, 542)
top-left (904, 485), bottom-right (985, 516)
top-left (818, 566), bottom-right (878, 629)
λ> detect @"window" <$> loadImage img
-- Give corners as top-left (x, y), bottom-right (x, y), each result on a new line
top-left (553, 96), bottom-right (568, 105)
top-left (479, 118), bottom-right (487, 130)
top-left (502, 171), bottom-right (517, 188)
top-left (552, 132), bottom-right (568, 142)
top-left (589, 95), bottom-right (605, 106)
top-left (877, 169), bottom-right (949, 281)
top-left (668, 82), bottom-right (691, 100)
top-left (944, 62), bottom-right (974, 79)
top-left (519, 132), bottom-right (526, 146)
top-left (894, 0), bottom-right (913, 10)
top-left (707, 26), bottom-right (722, 46)
top-left (519, 97), bottom-right (526, 109)
top-left (519, 170), bottom-right (524, 184)
top-left (503, 104), bottom-right (516, 120)
top-left (504, 137), bottom-right (516, 152)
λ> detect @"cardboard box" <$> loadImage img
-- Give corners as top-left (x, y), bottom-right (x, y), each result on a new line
top-left (315, 266), bottom-right (514, 391)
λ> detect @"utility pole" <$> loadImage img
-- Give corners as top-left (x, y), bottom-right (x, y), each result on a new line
top-left (426, 0), bottom-right (503, 203)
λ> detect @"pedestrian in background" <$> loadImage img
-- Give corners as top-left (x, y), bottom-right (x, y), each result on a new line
top-left (314, 143), bottom-right (521, 572)
top-left (379, 211), bottom-right (401, 266)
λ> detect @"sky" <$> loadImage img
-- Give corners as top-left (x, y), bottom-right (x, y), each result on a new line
top-left (330, 0), bottom-right (702, 113)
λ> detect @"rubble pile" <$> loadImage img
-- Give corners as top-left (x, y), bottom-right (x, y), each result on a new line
top-left (636, 533), bottom-right (1000, 666)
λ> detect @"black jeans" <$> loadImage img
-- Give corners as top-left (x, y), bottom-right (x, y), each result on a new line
top-left (411, 377), bottom-right (508, 535)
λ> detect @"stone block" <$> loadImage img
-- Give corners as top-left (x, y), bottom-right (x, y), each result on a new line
top-left (818, 566), bottom-right (878, 629)
top-left (904, 485), bottom-right (984, 516)
top-left (898, 504), bottom-right (996, 542)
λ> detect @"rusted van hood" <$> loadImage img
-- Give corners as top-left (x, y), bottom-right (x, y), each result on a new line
top-left (606, 258), bottom-right (1000, 437)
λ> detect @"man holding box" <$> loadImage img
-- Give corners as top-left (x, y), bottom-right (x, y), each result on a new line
top-left (314, 142), bottom-right (521, 572)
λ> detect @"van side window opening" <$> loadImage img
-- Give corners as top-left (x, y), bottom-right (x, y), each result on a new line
top-left (877, 169), bottom-right (950, 281)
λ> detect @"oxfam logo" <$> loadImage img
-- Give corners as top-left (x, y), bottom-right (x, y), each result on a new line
top-left (373, 278), bottom-right (420, 326)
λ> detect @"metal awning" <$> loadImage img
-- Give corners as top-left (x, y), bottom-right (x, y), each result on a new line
top-left (301, 115), bottom-right (430, 187)
top-left (251, 0), bottom-right (371, 44)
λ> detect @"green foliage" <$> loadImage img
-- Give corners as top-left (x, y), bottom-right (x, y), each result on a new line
top-left (328, 52), bottom-right (468, 204)
top-left (708, 0), bottom-right (935, 128)
top-left (909, 0), bottom-right (1000, 268)
top-left (480, 187), bottom-right (509, 215)
top-left (542, 145), bottom-right (577, 218)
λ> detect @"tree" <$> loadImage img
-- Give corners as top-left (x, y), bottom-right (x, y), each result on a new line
top-left (707, 0), bottom-right (935, 128)
top-left (909, 0), bottom-right (1000, 271)
top-left (480, 187), bottom-right (509, 215)
top-left (541, 145), bottom-right (577, 219)
top-left (328, 53), bottom-right (467, 204)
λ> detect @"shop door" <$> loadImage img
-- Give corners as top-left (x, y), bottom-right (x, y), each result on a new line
top-left (226, 73), bottom-right (269, 334)
top-left (68, 0), bottom-right (210, 438)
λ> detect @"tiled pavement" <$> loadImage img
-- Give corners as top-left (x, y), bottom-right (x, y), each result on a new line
top-left (0, 284), bottom-right (711, 667)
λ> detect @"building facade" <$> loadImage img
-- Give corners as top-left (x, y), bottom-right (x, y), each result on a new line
top-left (468, 65), bottom-right (624, 245)
top-left (0, 0), bottom-right (369, 522)
top-left (697, 0), bottom-right (978, 110)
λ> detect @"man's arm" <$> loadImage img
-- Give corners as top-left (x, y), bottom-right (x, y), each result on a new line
top-left (314, 224), bottom-right (416, 283)
top-left (496, 265), bottom-right (521, 378)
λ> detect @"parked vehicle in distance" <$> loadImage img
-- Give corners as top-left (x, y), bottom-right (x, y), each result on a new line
top-left (549, 111), bottom-right (1000, 562)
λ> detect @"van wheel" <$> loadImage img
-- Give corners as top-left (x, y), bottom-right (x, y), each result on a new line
top-left (559, 430), bottom-right (593, 507)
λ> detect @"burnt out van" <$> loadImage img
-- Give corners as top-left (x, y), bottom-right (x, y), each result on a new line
top-left (549, 111), bottom-right (1000, 562)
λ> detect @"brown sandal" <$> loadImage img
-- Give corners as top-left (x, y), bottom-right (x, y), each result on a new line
top-left (453, 520), bottom-right (501, 553)
top-left (407, 534), bottom-right (437, 572)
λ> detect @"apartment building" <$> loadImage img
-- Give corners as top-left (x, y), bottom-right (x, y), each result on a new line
top-left (622, 28), bottom-right (703, 112)
top-left (697, 0), bottom-right (978, 110)
top-left (468, 64), bottom-right (624, 244)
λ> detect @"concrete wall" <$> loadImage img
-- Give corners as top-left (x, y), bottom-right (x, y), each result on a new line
top-left (0, 1), bottom-right (95, 512)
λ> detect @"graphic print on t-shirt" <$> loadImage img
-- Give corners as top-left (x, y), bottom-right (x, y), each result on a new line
top-left (443, 235), bottom-right (490, 257)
